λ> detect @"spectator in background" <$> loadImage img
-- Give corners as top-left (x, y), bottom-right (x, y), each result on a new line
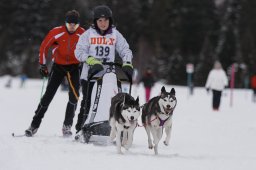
top-left (250, 73), bottom-right (256, 102)
top-left (20, 74), bottom-right (28, 88)
top-left (5, 76), bottom-right (12, 88)
top-left (205, 61), bottom-right (228, 111)
top-left (141, 67), bottom-right (155, 102)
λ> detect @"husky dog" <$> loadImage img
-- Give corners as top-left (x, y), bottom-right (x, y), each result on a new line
top-left (109, 93), bottom-right (140, 154)
top-left (142, 86), bottom-right (177, 155)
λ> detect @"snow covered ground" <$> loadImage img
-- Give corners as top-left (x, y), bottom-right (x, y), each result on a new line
top-left (0, 75), bottom-right (256, 170)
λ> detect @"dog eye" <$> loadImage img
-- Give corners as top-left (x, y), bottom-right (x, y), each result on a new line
top-left (163, 99), bottom-right (167, 102)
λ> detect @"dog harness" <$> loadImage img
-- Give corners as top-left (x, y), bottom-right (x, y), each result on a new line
top-left (157, 115), bottom-right (170, 126)
top-left (153, 101), bottom-right (173, 126)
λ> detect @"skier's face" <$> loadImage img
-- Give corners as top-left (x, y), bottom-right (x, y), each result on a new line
top-left (65, 23), bottom-right (79, 33)
top-left (96, 17), bottom-right (110, 31)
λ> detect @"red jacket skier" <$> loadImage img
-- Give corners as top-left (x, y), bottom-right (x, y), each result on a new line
top-left (39, 24), bottom-right (84, 65)
top-left (25, 10), bottom-right (85, 137)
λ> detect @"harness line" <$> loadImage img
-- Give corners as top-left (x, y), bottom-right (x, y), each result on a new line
top-left (136, 116), bottom-right (158, 127)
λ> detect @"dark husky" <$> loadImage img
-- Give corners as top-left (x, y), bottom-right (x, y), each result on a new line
top-left (142, 86), bottom-right (177, 155)
top-left (109, 93), bottom-right (140, 154)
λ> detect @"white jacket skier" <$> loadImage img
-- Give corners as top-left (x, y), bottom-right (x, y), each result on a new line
top-left (74, 5), bottom-right (133, 134)
top-left (75, 27), bottom-right (133, 80)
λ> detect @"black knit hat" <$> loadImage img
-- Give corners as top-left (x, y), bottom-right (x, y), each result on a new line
top-left (65, 10), bottom-right (80, 24)
top-left (92, 5), bottom-right (113, 35)
top-left (93, 5), bottom-right (112, 20)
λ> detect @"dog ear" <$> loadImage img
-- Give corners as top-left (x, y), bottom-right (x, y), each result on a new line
top-left (170, 88), bottom-right (175, 96)
top-left (161, 86), bottom-right (166, 97)
top-left (135, 96), bottom-right (139, 104)
top-left (161, 86), bottom-right (166, 93)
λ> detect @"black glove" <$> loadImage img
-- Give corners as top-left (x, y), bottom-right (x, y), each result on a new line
top-left (122, 62), bottom-right (133, 82)
top-left (86, 56), bottom-right (104, 80)
top-left (39, 64), bottom-right (48, 77)
top-left (88, 64), bottom-right (104, 80)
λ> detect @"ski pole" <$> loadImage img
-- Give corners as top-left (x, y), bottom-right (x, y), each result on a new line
top-left (40, 77), bottom-right (47, 100)
top-left (81, 77), bottom-right (92, 129)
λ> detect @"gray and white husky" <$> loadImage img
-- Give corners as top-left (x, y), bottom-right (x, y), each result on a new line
top-left (109, 93), bottom-right (140, 154)
top-left (142, 86), bottom-right (177, 155)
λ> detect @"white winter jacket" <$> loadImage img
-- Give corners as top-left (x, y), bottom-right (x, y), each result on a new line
top-left (75, 27), bottom-right (133, 80)
top-left (205, 69), bottom-right (228, 91)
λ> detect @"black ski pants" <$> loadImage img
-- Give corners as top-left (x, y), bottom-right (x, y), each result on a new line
top-left (31, 63), bottom-right (80, 128)
top-left (212, 89), bottom-right (222, 110)
top-left (75, 80), bottom-right (95, 132)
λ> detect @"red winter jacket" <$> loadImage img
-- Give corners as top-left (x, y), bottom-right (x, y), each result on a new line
top-left (251, 75), bottom-right (256, 89)
top-left (39, 25), bottom-right (85, 65)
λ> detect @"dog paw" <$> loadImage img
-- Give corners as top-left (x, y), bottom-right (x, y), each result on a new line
top-left (110, 134), bottom-right (116, 140)
top-left (125, 147), bottom-right (130, 151)
top-left (163, 141), bottom-right (169, 146)
top-left (148, 145), bottom-right (153, 149)
top-left (124, 145), bottom-right (131, 150)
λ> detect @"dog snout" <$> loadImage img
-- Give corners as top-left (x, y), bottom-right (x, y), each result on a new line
top-left (166, 105), bottom-right (170, 108)
top-left (130, 116), bottom-right (134, 120)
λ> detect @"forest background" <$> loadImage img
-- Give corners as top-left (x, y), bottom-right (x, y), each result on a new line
top-left (0, 0), bottom-right (255, 87)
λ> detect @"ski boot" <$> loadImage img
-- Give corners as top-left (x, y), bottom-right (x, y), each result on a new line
top-left (62, 124), bottom-right (72, 137)
top-left (25, 126), bottom-right (38, 137)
